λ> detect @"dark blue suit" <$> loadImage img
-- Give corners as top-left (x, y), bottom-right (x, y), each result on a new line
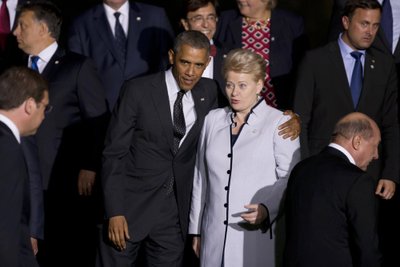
top-left (68, 1), bottom-right (174, 109)
top-left (0, 121), bottom-right (35, 266)
top-left (22, 47), bottom-right (109, 266)
top-left (215, 8), bottom-right (307, 109)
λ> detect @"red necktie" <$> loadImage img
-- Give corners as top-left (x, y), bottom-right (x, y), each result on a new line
top-left (210, 44), bottom-right (217, 57)
top-left (0, 0), bottom-right (10, 51)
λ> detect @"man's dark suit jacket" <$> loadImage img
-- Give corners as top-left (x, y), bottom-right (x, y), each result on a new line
top-left (0, 122), bottom-right (34, 266)
top-left (215, 8), bottom-right (307, 109)
top-left (284, 147), bottom-right (381, 267)
top-left (21, 47), bottom-right (108, 265)
top-left (102, 72), bottom-right (219, 241)
top-left (24, 47), bottom-right (109, 191)
top-left (68, 1), bottom-right (174, 109)
top-left (294, 41), bottom-right (399, 183)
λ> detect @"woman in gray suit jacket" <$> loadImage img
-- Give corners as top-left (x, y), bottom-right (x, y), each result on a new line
top-left (189, 49), bottom-right (300, 267)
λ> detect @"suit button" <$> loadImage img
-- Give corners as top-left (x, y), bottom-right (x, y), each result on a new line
top-left (224, 203), bottom-right (228, 208)
top-left (224, 186), bottom-right (229, 190)
top-left (227, 170), bottom-right (231, 174)
top-left (227, 153), bottom-right (232, 158)
top-left (224, 220), bottom-right (227, 225)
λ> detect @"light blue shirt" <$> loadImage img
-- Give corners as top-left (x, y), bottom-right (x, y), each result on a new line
top-left (338, 34), bottom-right (366, 86)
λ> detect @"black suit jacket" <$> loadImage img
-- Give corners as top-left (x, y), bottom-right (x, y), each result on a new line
top-left (68, 1), bottom-right (174, 109)
top-left (284, 147), bottom-right (381, 267)
top-left (102, 72), bottom-right (219, 241)
top-left (0, 122), bottom-right (33, 266)
top-left (23, 47), bottom-right (109, 191)
top-left (294, 41), bottom-right (399, 183)
top-left (215, 8), bottom-right (307, 109)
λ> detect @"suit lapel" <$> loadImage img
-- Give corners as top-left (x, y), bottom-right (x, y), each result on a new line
top-left (178, 81), bottom-right (208, 154)
top-left (41, 47), bottom-right (64, 80)
top-left (229, 11), bottom-right (243, 48)
top-left (125, 2), bottom-right (141, 75)
top-left (328, 43), bottom-right (355, 109)
top-left (150, 72), bottom-right (174, 151)
top-left (358, 50), bottom-right (376, 111)
top-left (93, 5), bottom-right (125, 69)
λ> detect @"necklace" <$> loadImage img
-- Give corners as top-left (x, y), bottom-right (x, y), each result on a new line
top-left (244, 16), bottom-right (270, 30)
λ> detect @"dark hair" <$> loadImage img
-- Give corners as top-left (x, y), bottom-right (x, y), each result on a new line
top-left (332, 117), bottom-right (374, 141)
top-left (173, 30), bottom-right (210, 56)
top-left (0, 67), bottom-right (48, 110)
top-left (18, 1), bottom-right (62, 40)
top-left (181, 0), bottom-right (219, 18)
top-left (343, 0), bottom-right (382, 19)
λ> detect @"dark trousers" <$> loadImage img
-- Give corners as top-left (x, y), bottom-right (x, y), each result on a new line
top-left (96, 193), bottom-right (184, 267)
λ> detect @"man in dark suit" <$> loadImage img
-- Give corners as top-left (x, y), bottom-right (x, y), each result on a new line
top-left (13, 2), bottom-right (109, 266)
top-left (68, 0), bottom-right (174, 109)
top-left (98, 30), bottom-right (217, 266)
top-left (180, 0), bottom-right (227, 94)
top-left (284, 112), bottom-right (382, 267)
top-left (0, 0), bottom-right (34, 73)
top-left (0, 0), bottom-right (44, 259)
top-left (294, 0), bottom-right (398, 199)
top-left (0, 66), bottom-right (48, 267)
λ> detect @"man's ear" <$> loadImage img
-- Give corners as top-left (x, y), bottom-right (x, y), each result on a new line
top-left (168, 49), bottom-right (175, 65)
top-left (342, 16), bottom-right (350, 31)
top-left (181, 19), bottom-right (190, 31)
top-left (24, 97), bottom-right (35, 115)
top-left (352, 135), bottom-right (362, 150)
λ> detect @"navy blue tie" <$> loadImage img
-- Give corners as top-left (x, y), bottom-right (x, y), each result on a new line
top-left (114, 12), bottom-right (127, 66)
top-left (30, 56), bottom-right (40, 72)
top-left (381, 0), bottom-right (393, 51)
top-left (350, 51), bottom-right (363, 108)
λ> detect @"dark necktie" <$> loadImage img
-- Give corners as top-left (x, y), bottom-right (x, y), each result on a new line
top-left (30, 56), bottom-right (40, 72)
top-left (210, 44), bottom-right (217, 57)
top-left (166, 90), bottom-right (186, 195)
top-left (173, 90), bottom-right (186, 154)
top-left (0, 0), bottom-right (10, 51)
top-left (350, 51), bottom-right (363, 108)
top-left (381, 0), bottom-right (393, 52)
top-left (114, 12), bottom-right (127, 66)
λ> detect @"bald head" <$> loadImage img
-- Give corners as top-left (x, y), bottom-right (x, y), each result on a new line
top-left (332, 112), bottom-right (380, 170)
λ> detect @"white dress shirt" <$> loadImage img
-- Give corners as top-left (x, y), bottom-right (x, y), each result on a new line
top-left (103, 1), bottom-right (129, 37)
top-left (0, 113), bottom-right (20, 143)
top-left (29, 42), bottom-right (58, 73)
top-left (165, 69), bottom-right (196, 146)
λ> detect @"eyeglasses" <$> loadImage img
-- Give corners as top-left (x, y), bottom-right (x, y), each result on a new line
top-left (44, 104), bottom-right (53, 114)
top-left (187, 14), bottom-right (217, 24)
top-left (37, 101), bottom-right (53, 114)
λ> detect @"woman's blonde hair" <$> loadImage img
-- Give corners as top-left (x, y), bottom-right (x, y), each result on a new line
top-left (223, 49), bottom-right (266, 82)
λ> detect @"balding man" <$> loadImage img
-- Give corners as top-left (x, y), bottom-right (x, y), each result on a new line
top-left (284, 112), bottom-right (382, 267)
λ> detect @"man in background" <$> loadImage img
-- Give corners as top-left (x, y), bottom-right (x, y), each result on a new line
top-left (68, 0), bottom-right (174, 109)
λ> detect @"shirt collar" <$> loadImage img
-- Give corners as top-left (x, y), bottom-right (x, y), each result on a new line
top-left (31, 42), bottom-right (58, 65)
top-left (328, 143), bottom-right (356, 165)
top-left (338, 33), bottom-right (366, 58)
top-left (0, 113), bottom-right (21, 143)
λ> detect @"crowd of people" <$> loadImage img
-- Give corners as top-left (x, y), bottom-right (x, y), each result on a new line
top-left (0, 0), bottom-right (399, 266)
